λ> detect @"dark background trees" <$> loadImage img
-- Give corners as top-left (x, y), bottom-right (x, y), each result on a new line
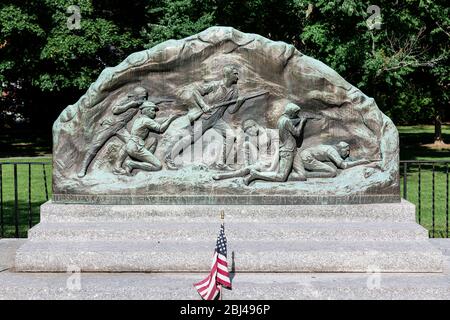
top-left (1, 0), bottom-right (449, 140)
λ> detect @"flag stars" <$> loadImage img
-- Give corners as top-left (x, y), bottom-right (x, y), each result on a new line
top-left (217, 227), bottom-right (227, 256)
top-left (194, 222), bottom-right (231, 300)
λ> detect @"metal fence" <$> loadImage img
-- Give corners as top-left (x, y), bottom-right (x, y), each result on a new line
top-left (0, 161), bottom-right (51, 238)
top-left (0, 160), bottom-right (449, 238)
top-left (401, 160), bottom-right (449, 238)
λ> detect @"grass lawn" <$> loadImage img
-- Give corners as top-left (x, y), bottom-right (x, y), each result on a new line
top-left (0, 125), bottom-right (449, 238)
top-left (398, 124), bottom-right (450, 161)
top-left (400, 164), bottom-right (449, 237)
top-left (0, 130), bottom-right (53, 236)
top-left (398, 125), bottom-right (450, 237)
top-left (0, 157), bottom-right (52, 237)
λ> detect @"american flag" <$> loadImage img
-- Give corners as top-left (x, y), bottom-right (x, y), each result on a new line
top-left (194, 222), bottom-right (232, 300)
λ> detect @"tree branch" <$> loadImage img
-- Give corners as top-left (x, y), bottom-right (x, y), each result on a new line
top-left (376, 27), bottom-right (443, 76)
top-left (435, 21), bottom-right (450, 38)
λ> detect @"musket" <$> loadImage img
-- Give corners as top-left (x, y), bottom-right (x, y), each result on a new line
top-left (300, 111), bottom-right (323, 120)
top-left (209, 90), bottom-right (269, 111)
top-left (291, 114), bottom-right (322, 125)
top-left (152, 98), bottom-right (175, 105)
top-left (161, 91), bottom-right (268, 114)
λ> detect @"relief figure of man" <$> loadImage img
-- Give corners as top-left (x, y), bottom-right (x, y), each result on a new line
top-left (77, 86), bottom-right (148, 178)
top-left (212, 119), bottom-right (278, 180)
top-left (165, 65), bottom-right (246, 170)
top-left (299, 142), bottom-right (370, 178)
top-left (114, 102), bottom-right (179, 175)
top-left (243, 102), bottom-right (307, 185)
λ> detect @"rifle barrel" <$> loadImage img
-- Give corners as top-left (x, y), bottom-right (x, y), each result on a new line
top-left (211, 91), bottom-right (269, 109)
top-left (155, 99), bottom-right (175, 104)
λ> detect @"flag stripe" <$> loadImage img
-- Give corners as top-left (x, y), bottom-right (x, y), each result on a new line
top-left (198, 267), bottom-right (217, 295)
top-left (199, 281), bottom-right (214, 292)
top-left (203, 272), bottom-right (217, 298)
top-left (194, 272), bottom-right (212, 287)
top-left (217, 263), bottom-right (228, 272)
top-left (217, 268), bottom-right (229, 277)
top-left (196, 272), bottom-right (214, 293)
top-left (194, 222), bottom-right (232, 300)
top-left (206, 284), bottom-right (219, 300)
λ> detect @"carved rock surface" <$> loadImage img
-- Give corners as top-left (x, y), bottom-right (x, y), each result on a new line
top-left (52, 27), bottom-right (399, 204)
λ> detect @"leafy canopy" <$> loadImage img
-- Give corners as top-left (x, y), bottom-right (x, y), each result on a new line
top-left (0, 0), bottom-right (448, 128)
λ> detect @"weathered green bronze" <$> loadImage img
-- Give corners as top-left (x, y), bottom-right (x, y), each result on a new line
top-left (52, 27), bottom-right (399, 205)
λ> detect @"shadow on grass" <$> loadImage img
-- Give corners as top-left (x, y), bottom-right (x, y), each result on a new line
top-left (399, 129), bottom-right (450, 161)
top-left (0, 129), bottom-right (52, 158)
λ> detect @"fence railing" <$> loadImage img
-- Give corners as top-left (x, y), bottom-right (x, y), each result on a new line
top-left (0, 160), bottom-right (449, 238)
top-left (400, 160), bottom-right (449, 238)
top-left (0, 161), bottom-right (52, 238)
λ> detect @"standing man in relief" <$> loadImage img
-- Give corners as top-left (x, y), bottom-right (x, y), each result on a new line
top-left (165, 65), bottom-right (248, 170)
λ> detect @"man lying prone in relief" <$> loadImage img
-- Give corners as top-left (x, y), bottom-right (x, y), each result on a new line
top-left (298, 141), bottom-right (372, 178)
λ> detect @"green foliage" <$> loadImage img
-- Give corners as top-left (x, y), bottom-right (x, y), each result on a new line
top-left (0, 0), bottom-right (449, 129)
top-left (0, 3), bottom-right (45, 84)
top-left (143, 0), bottom-right (216, 48)
top-left (141, 0), bottom-right (449, 125)
top-left (0, 0), bottom-right (147, 128)
top-left (290, 1), bottom-right (449, 124)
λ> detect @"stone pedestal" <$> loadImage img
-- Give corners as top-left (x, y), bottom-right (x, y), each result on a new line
top-left (14, 200), bottom-right (443, 273)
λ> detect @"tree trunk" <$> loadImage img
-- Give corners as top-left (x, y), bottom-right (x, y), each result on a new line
top-left (434, 112), bottom-right (443, 144)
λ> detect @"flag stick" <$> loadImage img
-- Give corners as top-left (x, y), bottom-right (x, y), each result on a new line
top-left (220, 210), bottom-right (224, 300)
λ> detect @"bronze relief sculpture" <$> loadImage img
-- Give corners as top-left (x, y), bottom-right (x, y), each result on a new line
top-left (52, 27), bottom-right (399, 205)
